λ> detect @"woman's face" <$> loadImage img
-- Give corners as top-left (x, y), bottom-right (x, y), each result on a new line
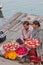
top-left (23, 24), bottom-right (29, 30)
top-left (33, 24), bottom-right (38, 29)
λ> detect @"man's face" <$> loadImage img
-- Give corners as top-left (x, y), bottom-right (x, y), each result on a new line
top-left (33, 24), bottom-right (38, 29)
top-left (23, 24), bottom-right (29, 30)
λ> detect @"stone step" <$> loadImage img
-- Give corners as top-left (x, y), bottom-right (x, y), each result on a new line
top-left (0, 13), bottom-right (22, 32)
top-left (2, 13), bottom-right (27, 33)
top-left (0, 12), bottom-right (22, 31)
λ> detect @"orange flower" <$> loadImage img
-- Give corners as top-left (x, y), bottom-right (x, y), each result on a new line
top-left (5, 51), bottom-right (17, 60)
top-left (8, 51), bottom-right (17, 60)
top-left (5, 51), bottom-right (9, 58)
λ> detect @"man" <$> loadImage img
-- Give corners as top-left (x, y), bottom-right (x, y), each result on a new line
top-left (16, 21), bottom-right (33, 45)
top-left (16, 21), bottom-right (33, 63)
top-left (30, 20), bottom-right (43, 64)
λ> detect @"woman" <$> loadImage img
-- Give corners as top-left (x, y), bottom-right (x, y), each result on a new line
top-left (30, 20), bottom-right (43, 65)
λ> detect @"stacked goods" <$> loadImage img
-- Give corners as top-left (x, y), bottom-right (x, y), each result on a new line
top-left (3, 41), bottom-right (19, 51)
top-left (2, 41), bottom-right (19, 60)
top-left (16, 47), bottom-right (28, 57)
top-left (5, 51), bottom-right (17, 60)
top-left (25, 38), bottom-right (41, 63)
top-left (0, 39), bottom-right (40, 62)
top-left (3, 41), bottom-right (28, 59)
top-left (25, 38), bottom-right (40, 48)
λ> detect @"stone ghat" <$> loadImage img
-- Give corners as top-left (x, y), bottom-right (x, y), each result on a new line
top-left (0, 12), bottom-right (27, 32)
top-left (0, 12), bottom-right (43, 32)
top-left (0, 12), bottom-right (43, 43)
top-left (21, 14), bottom-right (43, 24)
top-left (0, 12), bottom-right (43, 65)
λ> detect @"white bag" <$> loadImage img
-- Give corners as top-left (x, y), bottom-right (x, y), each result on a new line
top-left (0, 45), bottom-right (6, 56)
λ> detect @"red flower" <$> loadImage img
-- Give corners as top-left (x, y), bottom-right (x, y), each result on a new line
top-left (25, 38), bottom-right (40, 48)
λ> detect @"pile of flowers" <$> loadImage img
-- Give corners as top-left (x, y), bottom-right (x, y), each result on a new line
top-left (5, 51), bottom-right (17, 60)
top-left (2, 41), bottom-right (19, 60)
top-left (3, 41), bottom-right (19, 51)
top-left (16, 47), bottom-right (28, 57)
top-left (0, 39), bottom-right (40, 61)
top-left (25, 38), bottom-right (40, 48)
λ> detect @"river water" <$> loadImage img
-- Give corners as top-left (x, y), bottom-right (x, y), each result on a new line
top-left (0, 0), bottom-right (43, 25)
top-left (2, 0), bottom-right (43, 18)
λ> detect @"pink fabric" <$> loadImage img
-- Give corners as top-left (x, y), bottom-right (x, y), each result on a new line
top-left (20, 25), bottom-right (33, 41)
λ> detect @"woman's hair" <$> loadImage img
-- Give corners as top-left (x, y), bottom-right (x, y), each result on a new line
top-left (23, 21), bottom-right (29, 25)
top-left (33, 20), bottom-right (40, 27)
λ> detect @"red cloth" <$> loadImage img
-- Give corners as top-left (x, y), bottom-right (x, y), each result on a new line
top-left (30, 49), bottom-right (41, 63)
